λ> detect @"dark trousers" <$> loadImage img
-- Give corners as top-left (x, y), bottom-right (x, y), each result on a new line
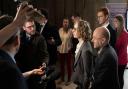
top-left (58, 53), bottom-right (73, 81)
top-left (118, 65), bottom-right (126, 89)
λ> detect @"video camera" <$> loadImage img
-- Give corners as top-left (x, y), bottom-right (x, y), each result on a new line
top-left (16, 0), bottom-right (44, 21)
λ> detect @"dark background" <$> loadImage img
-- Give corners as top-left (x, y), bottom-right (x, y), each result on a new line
top-left (0, 0), bottom-right (105, 29)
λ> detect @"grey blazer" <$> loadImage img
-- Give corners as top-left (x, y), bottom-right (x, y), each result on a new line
top-left (71, 41), bottom-right (93, 89)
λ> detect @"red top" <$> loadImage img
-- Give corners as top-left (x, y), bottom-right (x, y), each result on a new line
top-left (115, 28), bottom-right (128, 65)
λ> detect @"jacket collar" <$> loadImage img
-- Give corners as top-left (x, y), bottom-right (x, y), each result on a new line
top-left (74, 42), bottom-right (85, 67)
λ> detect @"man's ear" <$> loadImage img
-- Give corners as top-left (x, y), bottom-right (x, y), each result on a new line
top-left (23, 26), bottom-right (26, 31)
top-left (102, 38), bottom-right (106, 44)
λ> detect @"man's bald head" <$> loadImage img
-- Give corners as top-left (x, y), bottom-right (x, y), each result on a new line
top-left (92, 27), bottom-right (110, 49)
top-left (94, 27), bottom-right (110, 42)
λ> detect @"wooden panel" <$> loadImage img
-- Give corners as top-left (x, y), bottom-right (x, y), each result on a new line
top-left (54, 0), bottom-right (65, 27)
top-left (1, 0), bottom-right (17, 16)
top-left (64, 0), bottom-right (75, 17)
top-left (75, 0), bottom-right (84, 16)
top-left (0, 0), bottom-right (2, 15)
top-left (36, 0), bottom-right (104, 30)
top-left (83, 0), bottom-right (95, 30)
top-left (0, 0), bottom-right (106, 30)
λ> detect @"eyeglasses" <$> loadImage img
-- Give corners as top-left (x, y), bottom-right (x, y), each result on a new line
top-left (25, 25), bottom-right (35, 29)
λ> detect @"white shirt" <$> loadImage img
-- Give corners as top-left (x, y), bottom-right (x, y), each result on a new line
top-left (75, 40), bottom-right (84, 57)
top-left (102, 22), bottom-right (109, 28)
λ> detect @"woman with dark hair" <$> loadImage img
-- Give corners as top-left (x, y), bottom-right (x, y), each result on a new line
top-left (71, 20), bottom-right (93, 89)
top-left (113, 14), bottom-right (128, 89)
top-left (57, 17), bottom-right (73, 84)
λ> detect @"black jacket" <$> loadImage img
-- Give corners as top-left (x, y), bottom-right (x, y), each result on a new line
top-left (36, 22), bottom-right (61, 65)
top-left (107, 24), bottom-right (116, 48)
top-left (91, 45), bottom-right (120, 89)
top-left (0, 50), bottom-right (28, 89)
top-left (15, 31), bottom-right (49, 89)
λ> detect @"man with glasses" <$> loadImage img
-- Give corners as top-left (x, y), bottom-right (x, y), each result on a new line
top-left (15, 18), bottom-right (49, 89)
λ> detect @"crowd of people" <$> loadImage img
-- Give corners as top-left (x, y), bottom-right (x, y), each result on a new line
top-left (0, 2), bottom-right (128, 89)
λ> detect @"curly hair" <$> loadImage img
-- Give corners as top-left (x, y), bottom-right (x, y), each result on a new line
top-left (77, 20), bottom-right (92, 41)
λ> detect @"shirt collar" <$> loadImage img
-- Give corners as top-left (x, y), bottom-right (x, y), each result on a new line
top-left (26, 33), bottom-right (31, 38)
top-left (76, 40), bottom-right (84, 50)
top-left (102, 22), bottom-right (109, 28)
top-left (6, 50), bottom-right (16, 63)
top-left (79, 39), bottom-right (84, 45)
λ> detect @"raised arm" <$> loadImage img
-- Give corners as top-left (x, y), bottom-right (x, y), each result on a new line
top-left (0, 2), bottom-right (34, 47)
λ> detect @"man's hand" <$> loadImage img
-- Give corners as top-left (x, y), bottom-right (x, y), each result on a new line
top-left (32, 68), bottom-right (45, 75)
top-left (13, 1), bottom-right (35, 27)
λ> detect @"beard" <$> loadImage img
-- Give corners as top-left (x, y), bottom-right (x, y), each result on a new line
top-left (30, 30), bottom-right (35, 35)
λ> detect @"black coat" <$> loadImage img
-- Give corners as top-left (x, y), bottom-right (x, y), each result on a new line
top-left (15, 31), bottom-right (49, 89)
top-left (0, 50), bottom-right (28, 89)
top-left (91, 44), bottom-right (120, 89)
top-left (15, 31), bottom-right (49, 71)
top-left (36, 21), bottom-right (61, 89)
top-left (107, 24), bottom-right (116, 48)
top-left (36, 22), bottom-right (62, 65)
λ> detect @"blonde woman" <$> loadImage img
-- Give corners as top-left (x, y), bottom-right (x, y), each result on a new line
top-left (71, 20), bottom-right (93, 89)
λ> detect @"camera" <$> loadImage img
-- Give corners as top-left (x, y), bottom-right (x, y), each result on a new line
top-left (17, 0), bottom-right (44, 21)
top-left (29, 10), bottom-right (45, 22)
top-left (14, 0), bottom-right (30, 3)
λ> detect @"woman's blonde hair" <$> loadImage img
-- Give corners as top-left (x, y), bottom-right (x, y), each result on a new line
top-left (77, 20), bottom-right (92, 41)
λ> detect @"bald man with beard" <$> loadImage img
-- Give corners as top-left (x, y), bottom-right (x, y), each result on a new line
top-left (90, 27), bottom-right (120, 89)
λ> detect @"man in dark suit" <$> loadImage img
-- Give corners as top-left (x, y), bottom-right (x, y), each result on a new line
top-left (15, 18), bottom-right (49, 89)
top-left (0, 15), bottom-right (28, 89)
top-left (36, 9), bottom-right (61, 66)
top-left (97, 7), bottom-right (116, 48)
top-left (36, 8), bottom-right (61, 89)
top-left (91, 27), bottom-right (120, 89)
top-left (0, 3), bottom-right (45, 89)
